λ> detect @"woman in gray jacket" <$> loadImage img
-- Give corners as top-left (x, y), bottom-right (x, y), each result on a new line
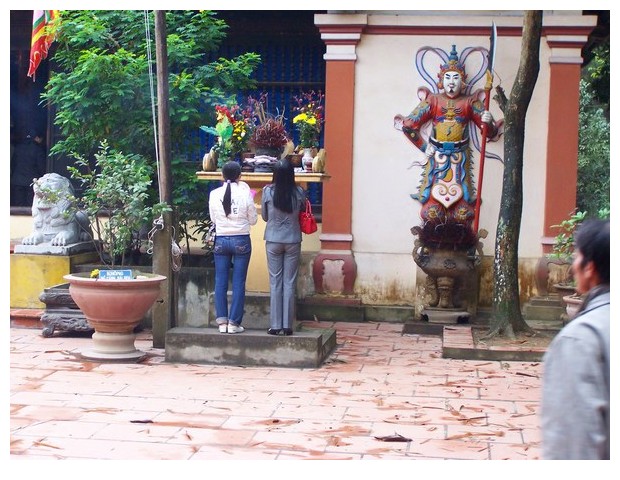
top-left (261, 159), bottom-right (306, 335)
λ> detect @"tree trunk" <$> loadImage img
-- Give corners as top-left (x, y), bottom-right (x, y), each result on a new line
top-left (485, 11), bottom-right (542, 339)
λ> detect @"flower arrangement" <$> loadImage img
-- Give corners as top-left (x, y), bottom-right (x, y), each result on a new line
top-left (250, 118), bottom-right (289, 150)
top-left (247, 93), bottom-right (289, 151)
top-left (292, 90), bottom-right (324, 148)
top-left (200, 103), bottom-right (254, 167)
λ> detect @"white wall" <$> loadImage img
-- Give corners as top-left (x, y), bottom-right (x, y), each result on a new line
top-left (349, 12), bottom-right (556, 304)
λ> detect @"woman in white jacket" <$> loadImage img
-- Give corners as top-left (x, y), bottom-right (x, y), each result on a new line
top-left (208, 161), bottom-right (258, 333)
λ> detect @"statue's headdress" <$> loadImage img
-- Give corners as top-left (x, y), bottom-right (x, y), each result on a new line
top-left (437, 45), bottom-right (467, 89)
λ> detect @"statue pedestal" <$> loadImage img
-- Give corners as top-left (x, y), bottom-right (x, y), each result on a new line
top-left (420, 307), bottom-right (470, 324)
top-left (10, 246), bottom-right (99, 309)
top-left (39, 282), bottom-right (92, 337)
top-left (13, 242), bottom-right (100, 256)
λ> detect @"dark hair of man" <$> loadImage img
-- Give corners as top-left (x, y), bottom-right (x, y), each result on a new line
top-left (271, 159), bottom-right (296, 213)
top-left (574, 218), bottom-right (610, 284)
top-left (221, 161), bottom-right (241, 217)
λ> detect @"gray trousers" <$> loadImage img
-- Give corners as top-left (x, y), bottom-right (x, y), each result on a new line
top-left (265, 241), bottom-right (301, 329)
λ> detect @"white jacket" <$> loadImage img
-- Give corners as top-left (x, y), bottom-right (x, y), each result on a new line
top-left (208, 180), bottom-right (257, 236)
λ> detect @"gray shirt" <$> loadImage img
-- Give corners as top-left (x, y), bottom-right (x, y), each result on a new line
top-left (541, 289), bottom-right (610, 459)
top-left (261, 185), bottom-right (305, 244)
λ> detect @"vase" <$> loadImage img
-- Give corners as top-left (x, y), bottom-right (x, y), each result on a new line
top-left (562, 293), bottom-right (583, 322)
top-left (202, 149), bottom-right (217, 171)
top-left (64, 272), bottom-right (166, 361)
top-left (302, 148), bottom-right (314, 172)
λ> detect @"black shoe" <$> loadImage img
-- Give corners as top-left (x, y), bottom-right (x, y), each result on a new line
top-left (282, 328), bottom-right (293, 336)
top-left (267, 328), bottom-right (281, 335)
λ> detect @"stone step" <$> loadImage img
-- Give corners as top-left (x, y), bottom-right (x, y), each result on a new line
top-left (523, 302), bottom-right (565, 321)
top-left (528, 296), bottom-right (562, 307)
top-left (165, 325), bottom-right (338, 368)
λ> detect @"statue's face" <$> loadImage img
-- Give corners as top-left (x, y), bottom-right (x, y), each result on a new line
top-left (443, 71), bottom-right (463, 98)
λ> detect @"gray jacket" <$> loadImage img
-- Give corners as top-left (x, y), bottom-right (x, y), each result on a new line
top-left (541, 289), bottom-right (610, 459)
top-left (261, 185), bottom-right (305, 244)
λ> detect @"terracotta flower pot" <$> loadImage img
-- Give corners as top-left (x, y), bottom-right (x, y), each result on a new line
top-left (64, 272), bottom-right (166, 361)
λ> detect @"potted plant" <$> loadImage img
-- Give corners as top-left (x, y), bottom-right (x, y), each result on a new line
top-left (550, 208), bottom-right (610, 321)
top-left (292, 90), bottom-right (324, 171)
top-left (550, 210), bottom-right (586, 294)
top-left (63, 140), bottom-right (170, 361)
top-left (245, 93), bottom-right (289, 171)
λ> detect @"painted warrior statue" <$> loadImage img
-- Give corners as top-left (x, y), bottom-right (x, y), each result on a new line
top-left (395, 44), bottom-right (502, 312)
top-left (395, 45), bottom-right (501, 243)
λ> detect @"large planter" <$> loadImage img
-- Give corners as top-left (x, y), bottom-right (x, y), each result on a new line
top-left (562, 293), bottom-right (583, 322)
top-left (64, 272), bottom-right (166, 361)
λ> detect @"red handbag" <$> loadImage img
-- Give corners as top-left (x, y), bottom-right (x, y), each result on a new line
top-left (299, 199), bottom-right (318, 234)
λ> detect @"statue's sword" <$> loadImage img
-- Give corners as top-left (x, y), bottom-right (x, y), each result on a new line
top-left (473, 22), bottom-right (497, 235)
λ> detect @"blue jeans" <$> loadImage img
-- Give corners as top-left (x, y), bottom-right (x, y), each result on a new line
top-left (213, 235), bottom-right (252, 326)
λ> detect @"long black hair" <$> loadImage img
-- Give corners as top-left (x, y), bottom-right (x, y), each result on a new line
top-left (222, 161), bottom-right (241, 216)
top-left (271, 159), bottom-right (296, 213)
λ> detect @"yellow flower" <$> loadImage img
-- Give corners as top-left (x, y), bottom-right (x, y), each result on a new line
top-left (293, 113), bottom-right (308, 124)
top-left (90, 269), bottom-right (100, 278)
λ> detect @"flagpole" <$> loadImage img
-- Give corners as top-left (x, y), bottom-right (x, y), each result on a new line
top-left (151, 10), bottom-right (177, 348)
top-left (472, 23), bottom-right (496, 236)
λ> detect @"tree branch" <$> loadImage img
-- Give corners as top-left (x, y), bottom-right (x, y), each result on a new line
top-left (494, 85), bottom-right (507, 112)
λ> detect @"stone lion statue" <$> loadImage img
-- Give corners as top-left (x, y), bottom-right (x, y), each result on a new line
top-left (21, 173), bottom-right (92, 246)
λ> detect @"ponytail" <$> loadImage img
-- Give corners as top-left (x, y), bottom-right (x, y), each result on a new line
top-left (221, 161), bottom-right (241, 217)
top-left (223, 180), bottom-right (232, 216)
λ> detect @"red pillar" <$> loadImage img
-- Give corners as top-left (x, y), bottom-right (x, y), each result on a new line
top-left (312, 16), bottom-right (365, 295)
top-left (542, 32), bottom-right (593, 253)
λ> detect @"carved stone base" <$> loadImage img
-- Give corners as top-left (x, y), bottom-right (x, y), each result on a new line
top-left (39, 283), bottom-right (92, 337)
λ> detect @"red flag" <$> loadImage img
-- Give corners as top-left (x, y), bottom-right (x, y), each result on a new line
top-left (27, 10), bottom-right (59, 80)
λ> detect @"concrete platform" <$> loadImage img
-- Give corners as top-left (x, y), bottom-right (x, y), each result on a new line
top-left (165, 325), bottom-right (337, 368)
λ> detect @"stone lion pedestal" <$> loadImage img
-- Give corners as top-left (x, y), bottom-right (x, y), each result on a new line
top-left (10, 173), bottom-right (99, 328)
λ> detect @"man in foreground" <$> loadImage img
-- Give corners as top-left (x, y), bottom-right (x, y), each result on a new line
top-left (541, 218), bottom-right (610, 459)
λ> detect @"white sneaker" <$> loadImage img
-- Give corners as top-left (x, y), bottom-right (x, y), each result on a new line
top-left (227, 324), bottom-right (245, 334)
top-left (218, 323), bottom-right (228, 333)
